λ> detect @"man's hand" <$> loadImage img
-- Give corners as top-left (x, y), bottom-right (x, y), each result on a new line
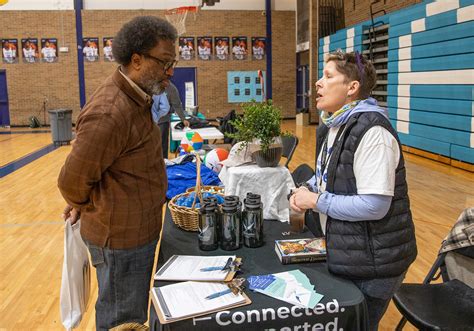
top-left (62, 205), bottom-right (80, 225)
top-left (183, 120), bottom-right (190, 128)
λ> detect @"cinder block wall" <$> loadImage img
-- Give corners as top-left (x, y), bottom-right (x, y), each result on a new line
top-left (0, 9), bottom-right (296, 125)
top-left (0, 11), bottom-right (79, 125)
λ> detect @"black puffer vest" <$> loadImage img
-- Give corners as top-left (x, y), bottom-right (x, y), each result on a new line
top-left (316, 112), bottom-right (417, 279)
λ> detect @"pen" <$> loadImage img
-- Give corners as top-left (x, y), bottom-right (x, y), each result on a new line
top-left (200, 257), bottom-right (233, 272)
top-left (205, 288), bottom-right (232, 300)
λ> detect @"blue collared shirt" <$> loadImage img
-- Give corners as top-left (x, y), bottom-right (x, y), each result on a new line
top-left (151, 92), bottom-right (170, 124)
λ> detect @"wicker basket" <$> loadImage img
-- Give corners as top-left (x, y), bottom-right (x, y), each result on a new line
top-left (168, 156), bottom-right (224, 231)
top-left (185, 186), bottom-right (225, 194)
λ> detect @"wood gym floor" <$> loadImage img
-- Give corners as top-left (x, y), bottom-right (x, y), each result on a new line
top-left (0, 121), bottom-right (473, 330)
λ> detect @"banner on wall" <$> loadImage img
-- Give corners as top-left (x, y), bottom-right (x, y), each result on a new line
top-left (103, 37), bottom-right (114, 62)
top-left (232, 36), bottom-right (247, 60)
top-left (179, 37), bottom-right (195, 61)
top-left (41, 38), bottom-right (58, 63)
top-left (214, 36), bottom-right (229, 61)
top-left (251, 37), bottom-right (266, 60)
top-left (197, 36), bottom-right (212, 61)
top-left (2, 39), bottom-right (18, 64)
top-left (83, 37), bottom-right (99, 62)
top-left (185, 82), bottom-right (195, 109)
top-left (21, 38), bottom-right (39, 63)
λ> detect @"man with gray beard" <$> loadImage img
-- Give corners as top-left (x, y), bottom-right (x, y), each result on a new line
top-left (58, 16), bottom-right (177, 329)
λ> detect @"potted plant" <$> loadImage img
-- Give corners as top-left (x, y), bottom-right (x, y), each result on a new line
top-left (226, 99), bottom-right (284, 167)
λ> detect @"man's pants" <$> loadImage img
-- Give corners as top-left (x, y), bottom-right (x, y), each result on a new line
top-left (86, 239), bottom-right (158, 331)
top-left (352, 272), bottom-right (406, 331)
top-left (158, 121), bottom-right (170, 158)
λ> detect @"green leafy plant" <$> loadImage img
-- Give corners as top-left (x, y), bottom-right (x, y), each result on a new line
top-left (226, 99), bottom-right (285, 153)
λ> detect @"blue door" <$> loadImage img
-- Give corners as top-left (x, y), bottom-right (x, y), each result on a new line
top-left (170, 67), bottom-right (197, 108)
top-left (0, 70), bottom-right (10, 127)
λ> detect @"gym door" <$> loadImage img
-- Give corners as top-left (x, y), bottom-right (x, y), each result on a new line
top-left (170, 67), bottom-right (197, 108)
top-left (0, 70), bottom-right (10, 127)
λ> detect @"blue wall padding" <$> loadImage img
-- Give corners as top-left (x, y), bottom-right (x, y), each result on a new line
top-left (398, 132), bottom-right (452, 157)
top-left (319, 0), bottom-right (474, 163)
top-left (387, 96), bottom-right (473, 117)
top-left (413, 21), bottom-right (474, 44)
top-left (388, 38), bottom-right (474, 59)
top-left (389, 4), bottom-right (427, 27)
top-left (388, 53), bottom-right (474, 73)
top-left (461, 0), bottom-right (474, 7)
top-left (388, 108), bottom-right (472, 132)
top-left (409, 122), bottom-right (471, 147)
top-left (451, 144), bottom-right (474, 163)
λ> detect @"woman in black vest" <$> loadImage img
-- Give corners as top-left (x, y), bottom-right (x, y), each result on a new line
top-left (290, 51), bottom-right (417, 331)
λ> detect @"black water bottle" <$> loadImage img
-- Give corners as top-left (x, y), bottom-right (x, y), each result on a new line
top-left (220, 201), bottom-right (241, 251)
top-left (243, 194), bottom-right (264, 248)
top-left (203, 196), bottom-right (220, 241)
top-left (225, 195), bottom-right (242, 221)
top-left (198, 202), bottom-right (219, 251)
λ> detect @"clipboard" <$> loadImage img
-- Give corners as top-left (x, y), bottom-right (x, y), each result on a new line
top-left (154, 256), bottom-right (242, 282)
top-left (151, 283), bottom-right (252, 324)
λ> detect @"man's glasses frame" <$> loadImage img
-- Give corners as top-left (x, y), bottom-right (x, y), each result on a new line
top-left (143, 54), bottom-right (178, 72)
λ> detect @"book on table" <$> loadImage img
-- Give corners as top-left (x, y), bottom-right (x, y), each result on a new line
top-left (274, 237), bottom-right (326, 264)
top-left (154, 255), bottom-right (240, 282)
top-left (151, 281), bottom-right (251, 324)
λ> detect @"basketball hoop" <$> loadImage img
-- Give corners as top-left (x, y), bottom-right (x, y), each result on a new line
top-left (165, 6), bottom-right (199, 36)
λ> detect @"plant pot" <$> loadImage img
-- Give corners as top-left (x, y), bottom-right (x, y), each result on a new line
top-left (252, 147), bottom-right (282, 167)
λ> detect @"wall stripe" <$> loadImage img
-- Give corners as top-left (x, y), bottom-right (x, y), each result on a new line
top-left (399, 35), bottom-right (412, 48)
top-left (397, 121), bottom-right (409, 134)
top-left (393, 69), bottom-right (474, 85)
top-left (411, 18), bottom-right (426, 32)
top-left (457, 4), bottom-right (474, 22)
top-left (426, 0), bottom-right (460, 16)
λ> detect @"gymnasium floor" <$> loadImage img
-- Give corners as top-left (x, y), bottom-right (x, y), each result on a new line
top-left (0, 121), bottom-right (473, 330)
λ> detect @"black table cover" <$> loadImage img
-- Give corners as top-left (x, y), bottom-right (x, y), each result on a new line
top-left (150, 208), bottom-right (368, 331)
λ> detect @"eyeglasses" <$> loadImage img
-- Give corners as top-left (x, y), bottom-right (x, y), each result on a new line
top-left (143, 54), bottom-right (178, 72)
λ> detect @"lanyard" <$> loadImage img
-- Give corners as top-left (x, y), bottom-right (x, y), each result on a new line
top-left (318, 127), bottom-right (345, 189)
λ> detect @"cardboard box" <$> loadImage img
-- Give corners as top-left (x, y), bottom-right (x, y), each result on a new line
top-left (296, 113), bottom-right (309, 126)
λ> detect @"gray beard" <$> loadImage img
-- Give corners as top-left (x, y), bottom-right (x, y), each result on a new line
top-left (138, 76), bottom-right (164, 96)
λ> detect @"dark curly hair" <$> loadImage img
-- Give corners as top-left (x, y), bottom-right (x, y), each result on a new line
top-left (113, 16), bottom-right (177, 65)
top-left (325, 51), bottom-right (377, 99)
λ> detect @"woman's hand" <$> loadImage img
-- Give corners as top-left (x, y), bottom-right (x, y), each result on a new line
top-left (290, 188), bottom-right (319, 213)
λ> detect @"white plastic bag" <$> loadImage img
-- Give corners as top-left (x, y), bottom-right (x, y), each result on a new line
top-left (60, 219), bottom-right (91, 330)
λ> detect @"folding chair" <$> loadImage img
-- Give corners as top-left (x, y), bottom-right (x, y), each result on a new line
top-left (281, 135), bottom-right (299, 168)
top-left (216, 109), bottom-right (238, 145)
top-left (291, 163), bottom-right (314, 186)
top-left (393, 208), bottom-right (474, 330)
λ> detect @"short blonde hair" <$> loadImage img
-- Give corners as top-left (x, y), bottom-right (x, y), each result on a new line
top-left (325, 51), bottom-right (377, 99)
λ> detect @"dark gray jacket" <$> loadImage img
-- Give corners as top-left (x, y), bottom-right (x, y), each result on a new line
top-left (157, 82), bottom-right (187, 124)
